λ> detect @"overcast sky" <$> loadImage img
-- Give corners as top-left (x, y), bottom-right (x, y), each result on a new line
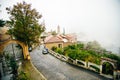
top-left (0, 0), bottom-right (120, 54)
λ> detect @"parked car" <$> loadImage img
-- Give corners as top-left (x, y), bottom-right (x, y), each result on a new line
top-left (42, 48), bottom-right (49, 54)
top-left (29, 47), bottom-right (32, 52)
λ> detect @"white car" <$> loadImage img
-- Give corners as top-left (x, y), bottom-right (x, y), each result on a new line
top-left (42, 48), bottom-right (49, 54)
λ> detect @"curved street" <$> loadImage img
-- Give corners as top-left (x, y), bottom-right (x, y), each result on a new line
top-left (30, 46), bottom-right (110, 80)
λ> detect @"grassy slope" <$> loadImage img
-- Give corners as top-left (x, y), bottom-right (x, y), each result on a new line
top-left (19, 60), bottom-right (46, 80)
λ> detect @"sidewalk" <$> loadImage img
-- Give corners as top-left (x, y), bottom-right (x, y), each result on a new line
top-left (20, 60), bottom-right (47, 80)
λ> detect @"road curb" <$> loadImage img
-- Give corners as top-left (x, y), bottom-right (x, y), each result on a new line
top-left (29, 46), bottom-right (47, 80)
top-left (30, 61), bottom-right (47, 80)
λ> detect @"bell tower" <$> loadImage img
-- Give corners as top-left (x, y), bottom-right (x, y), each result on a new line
top-left (57, 25), bottom-right (60, 34)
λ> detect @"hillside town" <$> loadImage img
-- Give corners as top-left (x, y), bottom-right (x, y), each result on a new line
top-left (0, 1), bottom-right (120, 80)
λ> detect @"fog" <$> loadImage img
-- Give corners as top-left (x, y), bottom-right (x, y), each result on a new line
top-left (0, 0), bottom-right (120, 54)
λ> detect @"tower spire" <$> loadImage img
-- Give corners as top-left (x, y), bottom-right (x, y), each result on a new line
top-left (57, 25), bottom-right (60, 34)
top-left (63, 28), bottom-right (65, 35)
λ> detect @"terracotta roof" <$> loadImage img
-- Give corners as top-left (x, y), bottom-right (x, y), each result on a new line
top-left (45, 35), bottom-right (63, 43)
top-left (45, 34), bottom-right (77, 43)
top-left (65, 33), bottom-right (77, 42)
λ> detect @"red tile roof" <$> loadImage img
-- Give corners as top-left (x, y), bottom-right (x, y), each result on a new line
top-left (45, 34), bottom-right (77, 43)
top-left (45, 35), bottom-right (63, 43)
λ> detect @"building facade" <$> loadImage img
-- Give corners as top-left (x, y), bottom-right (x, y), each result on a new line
top-left (44, 34), bottom-right (77, 49)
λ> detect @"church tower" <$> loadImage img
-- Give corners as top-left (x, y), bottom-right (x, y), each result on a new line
top-left (57, 25), bottom-right (60, 34)
top-left (63, 28), bottom-right (65, 35)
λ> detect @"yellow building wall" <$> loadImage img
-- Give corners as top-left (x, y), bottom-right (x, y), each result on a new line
top-left (45, 42), bottom-right (75, 50)
top-left (63, 42), bottom-right (75, 47)
top-left (45, 42), bottom-right (63, 50)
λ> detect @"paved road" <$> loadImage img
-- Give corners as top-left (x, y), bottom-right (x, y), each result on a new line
top-left (30, 46), bottom-right (110, 80)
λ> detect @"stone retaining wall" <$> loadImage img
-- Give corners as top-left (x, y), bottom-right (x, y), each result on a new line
top-left (49, 50), bottom-right (100, 73)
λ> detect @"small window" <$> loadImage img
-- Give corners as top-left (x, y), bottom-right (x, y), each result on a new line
top-left (58, 44), bottom-right (62, 48)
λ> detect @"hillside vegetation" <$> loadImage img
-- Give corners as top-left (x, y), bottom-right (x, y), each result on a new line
top-left (51, 41), bottom-right (120, 70)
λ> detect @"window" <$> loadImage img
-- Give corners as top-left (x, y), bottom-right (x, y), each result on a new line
top-left (58, 44), bottom-right (62, 48)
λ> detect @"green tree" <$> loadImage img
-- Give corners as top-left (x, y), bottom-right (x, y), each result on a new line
top-left (51, 46), bottom-right (57, 51)
top-left (102, 62), bottom-right (114, 75)
top-left (86, 41), bottom-right (101, 50)
top-left (51, 31), bottom-right (57, 35)
top-left (77, 43), bottom-right (84, 49)
top-left (67, 50), bottom-right (77, 60)
top-left (10, 56), bottom-right (18, 80)
top-left (6, 2), bottom-right (45, 47)
top-left (56, 48), bottom-right (63, 54)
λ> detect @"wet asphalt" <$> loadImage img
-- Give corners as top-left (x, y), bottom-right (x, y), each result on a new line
top-left (30, 46), bottom-right (111, 80)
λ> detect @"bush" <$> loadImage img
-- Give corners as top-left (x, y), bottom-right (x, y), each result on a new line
top-left (10, 56), bottom-right (18, 76)
top-left (17, 71), bottom-right (29, 80)
top-left (90, 65), bottom-right (100, 72)
top-left (51, 46), bottom-right (57, 51)
top-left (102, 62), bottom-right (114, 75)
top-left (67, 50), bottom-right (78, 60)
top-left (77, 43), bottom-right (84, 49)
top-left (57, 48), bottom-right (63, 55)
